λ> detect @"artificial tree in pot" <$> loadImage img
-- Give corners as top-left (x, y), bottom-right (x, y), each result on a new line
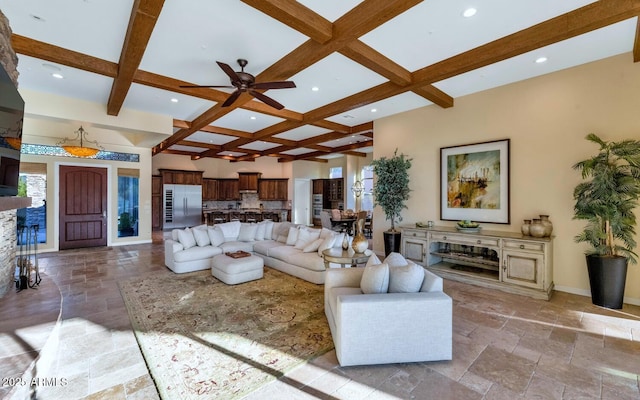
top-left (573, 133), bottom-right (640, 309)
top-left (371, 148), bottom-right (412, 256)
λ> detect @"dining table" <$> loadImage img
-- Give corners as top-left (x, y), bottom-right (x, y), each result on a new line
top-left (330, 217), bottom-right (357, 235)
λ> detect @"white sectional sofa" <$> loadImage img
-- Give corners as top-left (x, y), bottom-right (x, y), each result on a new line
top-left (164, 220), bottom-right (349, 284)
top-left (324, 253), bottom-right (453, 366)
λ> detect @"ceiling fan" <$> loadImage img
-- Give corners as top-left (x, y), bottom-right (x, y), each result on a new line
top-left (180, 59), bottom-right (296, 110)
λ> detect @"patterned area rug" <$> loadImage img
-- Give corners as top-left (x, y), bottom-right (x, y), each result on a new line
top-left (118, 268), bottom-right (333, 399)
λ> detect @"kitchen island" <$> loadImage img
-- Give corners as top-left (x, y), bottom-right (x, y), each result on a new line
top-left (202, 209), bottom-right (289, 224)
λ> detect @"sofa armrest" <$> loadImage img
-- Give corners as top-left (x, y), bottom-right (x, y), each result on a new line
top-left (325, 268), bottom-right (364, 292)
top-left (334, 291), bottom-right (452, 365)
top-left (164, 239), bottom-right (183, 269)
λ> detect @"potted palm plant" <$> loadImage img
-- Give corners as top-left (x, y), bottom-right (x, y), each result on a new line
top-left (573, 133), bottom-right (640, 309)
top-left (371, 148), bottom-right (412, 255)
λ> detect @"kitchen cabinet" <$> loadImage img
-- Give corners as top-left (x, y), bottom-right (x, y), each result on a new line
top-left (327, 178), bottom-right (343, 201)
top-left (238, 172), bottom-right (261, 192)
top-left (312, 179), bottom-right (324, 194)
top-left (218, 179), bottom-right (240, 200)
top-left (202, 178), bottom-right (219, 201)
top-left (152, 175), bottom-right (162, 230)
top-left (312, 178), bottom-right (344, 208)
top-left (258, 179), bottom-right (288, 200)
top-left (159, 169), bottom-right (203, 185)
top-left (401, 226), bottom-right (553, 300)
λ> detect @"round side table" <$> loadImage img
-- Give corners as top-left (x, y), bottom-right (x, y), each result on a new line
top-left (322, 247), bottom-right (372, 268)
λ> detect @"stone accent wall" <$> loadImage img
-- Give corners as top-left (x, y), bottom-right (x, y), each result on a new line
top-left (0, 10), bottom-right (20, 298)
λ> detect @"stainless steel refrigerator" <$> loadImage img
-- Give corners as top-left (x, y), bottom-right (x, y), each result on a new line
top-left (163, 184), bottom-right (202, 229)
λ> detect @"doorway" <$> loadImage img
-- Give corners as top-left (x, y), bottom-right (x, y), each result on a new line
top-left (293, 178), bottom-right (311, 226)
top-left (59, 165), bottom-right (108, 250)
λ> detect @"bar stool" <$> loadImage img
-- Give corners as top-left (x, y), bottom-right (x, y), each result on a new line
top-left (212, 211), bottom-right (227, 224)
top-left (245, 211), bottom-right (259, 223)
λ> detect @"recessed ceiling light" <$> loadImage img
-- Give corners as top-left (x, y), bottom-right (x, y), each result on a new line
top-left (250, 116), bottom-right (256, 120)
top-left (170, 98), bottom-right (178, 103)
top-left (311, 86), bottom-right (319, 91)
top-left (535, 57), bottom-right (548, 64)
top-left (463, 8), bottom-right (477, 18)
top-left (51, 73), bottom-right (63, 79)
top-left (371, 108), bottom-right (377, 113)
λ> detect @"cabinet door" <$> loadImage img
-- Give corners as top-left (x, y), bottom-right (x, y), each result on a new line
top-left (312, 179), bottom-right (324, 194)
top-left (152, 176), bottom-right (161, 195)
top-left (402, 237), bottom-right (428, 265)
top-left (275, 180), bottom-right (288, 200)
top-left (502, 249), bottom-right (544, 289)
top-left (203, 179), bottom-right (218, 200)
top-left (152, 194), bottom-right (161, 230)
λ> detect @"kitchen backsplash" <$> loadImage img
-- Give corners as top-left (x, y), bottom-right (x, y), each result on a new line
top-left (203, 193), bottom-right (287, 210)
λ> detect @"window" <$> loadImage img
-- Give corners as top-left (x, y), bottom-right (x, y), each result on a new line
top-left (361, 165), bottom-right (373, 212)
top-left (329, 167), bottom-right (342, 179)
top-left (118, 169), bottom-right (139, 237)
top-left (17, 162), bottom-right (47, 245)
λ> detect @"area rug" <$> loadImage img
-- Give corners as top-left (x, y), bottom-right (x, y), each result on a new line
top-left (118, 268), bottom-right (333, 399)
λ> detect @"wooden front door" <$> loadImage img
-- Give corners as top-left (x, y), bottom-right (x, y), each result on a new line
top-left (59, 165), bottom-right (108, 250)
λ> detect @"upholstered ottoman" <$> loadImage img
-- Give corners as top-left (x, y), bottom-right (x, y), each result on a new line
top-left (211, 253), bottom-right (264, 285)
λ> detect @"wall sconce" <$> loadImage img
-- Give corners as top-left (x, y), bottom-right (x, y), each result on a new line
top-left (351, 180), bottom-right (364, 197)
top-left (57, 126), bottom-right (104, 157)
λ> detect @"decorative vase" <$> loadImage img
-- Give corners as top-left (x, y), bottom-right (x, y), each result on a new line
top-left (529, 218), bottom-right (546, 238)
top-left (341, 233), bottom-right (350, 250)
top-left (351, 219), bottom-right (368, 253)
top-left (521, 219), bottom-right (531, 236)
top-left (539, 214), bottom-right (553, 237)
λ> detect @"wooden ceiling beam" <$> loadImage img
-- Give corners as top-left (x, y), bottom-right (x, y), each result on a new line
top-left (241, 0), bottom-right (333, 44)
top-left (107, 0), bottom-right (165, 116)
top-left (412, 0), bottom-right (640, 84)
top-left (278, 157), bottom-right (328, 163)
top-left (292, 140), bottom-right (373, 161)
top-left (11, 34), bottom-right (117, 77)
top-left (412, 85), bottom-right (454, 108)
top-left (340, 40), bottom-right (411, 86)
top-left (350, 122), bottom-right (374, 134)
top-left (310, 120), bottom-right (351, 133)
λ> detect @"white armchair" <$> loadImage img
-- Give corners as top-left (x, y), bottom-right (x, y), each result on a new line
top-left (324, 266), bottom-right (452, 366)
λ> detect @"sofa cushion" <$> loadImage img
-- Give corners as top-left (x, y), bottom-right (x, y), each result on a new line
top-left (360, 262), bottom-right (390, 294)
top-left (303, 238), bottom-right (324, 253)
top-left (216, 220), bottom-right (241, 241)
top-left (174, 245), bottom-right (222, 262)
top-left (388, 261), bottom-right (425, 293)
top-left (207, 227), bottom-right (224, 247)
top-left (177, 228), bottom-right (196, 249)
top-left (319, 227), bottom-right (335, 240)
top-left (192, 227), bottom-right (210, 247)
top-left (294, 227), bottom-right (320, 249)
top-left (383, 252), bottom-right (409, 268)
top-left (238, 223), bottom-right (258, 242)
top-left (271, 222), bottom-right (283, 240)
top-left (219, 241), bottom-right (254, 253)
top-left (252, 240), bottom-right (286, 257)
top-left (268, 245), bottom-right (300, 262)
top-left (286, 252), bottom-right (325, 271)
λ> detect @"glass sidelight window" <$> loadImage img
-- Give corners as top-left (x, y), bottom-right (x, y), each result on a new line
top-left (117, 168), bottom-right (139, 237)
top-left (17, 162), bottom-right (47, 244)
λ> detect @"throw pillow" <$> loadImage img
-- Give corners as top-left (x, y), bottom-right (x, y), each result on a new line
top-left (303, 238), bottom-right (324, 253)
top-left (294, 227), bottom-right (314, 249)
top-left (216, 220), bottom-right (241, 241)
top-left (360, 262), bottom-right (390, 294)
top-left (383, 252), bottom-right (409, 268)
top-left (306, 228), bottom-right (321, 241)
top-left (263, 220), bottom-right (274, 240)
top-left (317, 233), bottom-right (336, 256)
top-left (271, 222), bottom-right (282, 240)
top-left (332, 232), bottom-right (345, 248)
top-left (254, 221), bottom-right (267, 241)
top-left (286, 226), bottom-right (300, 246)
top-left (388, 261), bottom-right (425, 293)
top-left (366, 253), bottom-right (382, 267)
top-left (177, 228), bottom-right (196, 249)
top-left (319, 227), bottom-right (334, 240)
top-left (207, 227), bottom-right (224, 247)
top-left (238, 223), bottom-right (258, 242)
top-left (192, 227), bottom-right (210, 247)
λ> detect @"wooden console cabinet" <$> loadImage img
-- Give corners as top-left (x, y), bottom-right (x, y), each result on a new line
top-left (401, 226), bottom-right (553, 300)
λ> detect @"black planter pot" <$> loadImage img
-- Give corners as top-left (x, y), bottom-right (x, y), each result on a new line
top-left (586, 254), bottom-right (628, 309)
top-left (383, 231), bottom-right (402, 256)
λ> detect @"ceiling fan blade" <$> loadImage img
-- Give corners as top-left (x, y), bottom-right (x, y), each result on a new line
top-left (249, 89), bottom-right (284, 110)
top-left (221, 90), bottom-right (242, 107)
top-left (179, 84), bottom-right (235, 88)
top-left (252, 81), bottom-right (296, 90)
top-left (217, 61), bottom-right (241, 83)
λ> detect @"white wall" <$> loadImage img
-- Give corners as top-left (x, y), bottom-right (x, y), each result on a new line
top-left (373, 53), bottom-right (640, 302)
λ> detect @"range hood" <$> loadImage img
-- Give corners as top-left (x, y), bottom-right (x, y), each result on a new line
top-left (238, 172), bottom-right (261, 193)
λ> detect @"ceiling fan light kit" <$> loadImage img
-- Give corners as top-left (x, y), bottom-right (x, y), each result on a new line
top-left (180, 59), bottom-right (296, 110)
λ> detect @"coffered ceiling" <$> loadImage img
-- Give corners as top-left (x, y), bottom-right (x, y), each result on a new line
top-left (1, 0), bottom-right (639, 163)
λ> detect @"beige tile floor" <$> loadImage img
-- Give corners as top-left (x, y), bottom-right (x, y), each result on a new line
top-left (1, 232), bottom-right (640, 399)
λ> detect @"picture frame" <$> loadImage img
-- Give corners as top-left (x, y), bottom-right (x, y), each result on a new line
top-left (440, 139), bottom-right (510, 224)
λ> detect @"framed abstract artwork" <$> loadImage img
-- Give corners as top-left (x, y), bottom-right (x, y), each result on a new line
top-left (440, 139), bottom-right (510, 224)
